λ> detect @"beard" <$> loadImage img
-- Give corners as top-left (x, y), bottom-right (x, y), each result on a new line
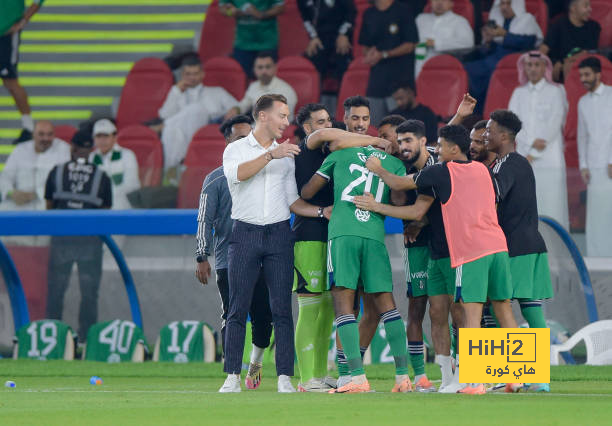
top-left (401, 148), bottom-right (420, 167)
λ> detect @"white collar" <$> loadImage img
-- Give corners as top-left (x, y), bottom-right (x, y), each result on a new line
top-left (247, 131), bottom-right (278, 150)
top-left (527, 78), bottom-right (546, 91)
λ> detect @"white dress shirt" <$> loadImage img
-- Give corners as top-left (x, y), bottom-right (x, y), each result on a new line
top-left (0, 139), bottom-right (70, 211)
top-left (158, 83), bottom-right (237, 121)
top-left (223, 131), bottom-right (299, 225)
top-left (577, 83), bottom-right (612, 171)
top-left (415, 11), bottom-right (474, 76)
top-left (90, 144), bottom-right (141, 210)
top-left (509, 78), bottom-right (569, 229)
top-left (237, 76), bottom-right (298, 120)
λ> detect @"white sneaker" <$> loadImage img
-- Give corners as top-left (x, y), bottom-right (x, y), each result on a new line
top-left (297, 378), bottom-right (333, 392)
top-left (219, 374), bottom-right (241, 393)
top-left (336, 375), bottom-right (351, 388)
top-left (278, 375), bottom-right (296, 393)
top-left (438, 382), bottom-right (466, 393)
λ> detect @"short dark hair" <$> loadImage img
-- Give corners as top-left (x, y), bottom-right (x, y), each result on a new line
top-left (296, 103), bottom-right (329, 128)
top-left (578, 56), bottom-right (602, 73)
top-left (396, 119), bottom-right (426, 139)
top-left (378, 114), bottom-right (405, 128)
top-left (490, 109), bottom-right (522, 138)
top-left (438, 125), bottom-right (470, 154)
top-left (253, 94), bottom-right (288, 120)
top-left (392, 79), bottom-right (417, 95)
top-left (473, 120), bottom-right (488, 131)
top-left (255, 50), bottom-right (277, 63)
top-left (180, 54), bottom-right (202, 69)
top-left (343, 95), bottom-right (369, 115)
top-left (220, 115), bottom-right (253, 140)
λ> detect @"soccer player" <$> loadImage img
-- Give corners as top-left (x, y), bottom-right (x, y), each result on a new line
top-left (355, 125), bottom-right (519, 395)
top-left (292, 104), bottom-right (336, 392)
top-left (302, 128), bottom-right (412, 393)
top-left (486, 110), bottom-right (554, 393)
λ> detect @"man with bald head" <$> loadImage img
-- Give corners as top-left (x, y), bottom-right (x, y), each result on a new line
top-left (0, 120), bottom-right (70, 210)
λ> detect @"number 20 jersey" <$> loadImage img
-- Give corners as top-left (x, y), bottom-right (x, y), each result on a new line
top-left (316, 146), bottom-right (405, 243)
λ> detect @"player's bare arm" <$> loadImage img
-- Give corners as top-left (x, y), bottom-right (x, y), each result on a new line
top-left (365, 156), bottom-right (417, 190)
top-left (301, 174), bottom-right (328, 200)
top-left (354, 193), bottom-right (434, 221)
top-left (306, 128), bottom-right (391, 152)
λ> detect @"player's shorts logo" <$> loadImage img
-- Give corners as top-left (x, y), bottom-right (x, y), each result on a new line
top-left (355, 208), bottom-right (370, 222)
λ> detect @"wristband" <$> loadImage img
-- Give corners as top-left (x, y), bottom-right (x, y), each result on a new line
top-left (196, 255), bottom-right (207, 263)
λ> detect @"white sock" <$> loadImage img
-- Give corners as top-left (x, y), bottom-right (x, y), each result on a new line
top-left (278, 374), bottom-right (290, 383)
top-left (395, 374), bottom-right (409, 385)
top-left (228, 373), bottom-right (239, 380)
top-left (435, 354), bottom-right (453, 387)
top-left (414, 374), bottom-right (426, 383)
top-left (250, 344), bottom-right (265, 364)
top-left (21, 114), bottom-right (34, 132)
top-left (352, 374), bottom-right (367, 385)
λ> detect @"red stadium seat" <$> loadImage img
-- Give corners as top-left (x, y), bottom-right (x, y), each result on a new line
top-left (177, 125), bottom-right (225, 208)
top-left (203, 57), bottom-right (247, 100)
top-left (198, 0), bottom-right (235, 62)
top-left (482, 53), bottom-right (522, 119)
top-left (281, 124), bottom-right (299, 144)
top-left (416, 55), bottom-right (468, 118)
top-left (278, 0), bottom-right (310, 58)
top-left (366, 125), bottom-right (378, 137)
top-left (116, 58), bottom-right (174, 129)
top-left (352, 0), bottom-right (370, 57)
top-left (277, 56), bottom-right (321, 114)
top-left (562, 53), bottom-right (612, 167)
top-left (591, 0), bottom-right (612, 47)
top-left (117, 125), bottom-right (164, 187)
top-left (335, 59), bottom-right (370, 119)
top-left (53, 125), bottom-right (77, 144)
top-left (525, 0), bottom-right (548, 37)
top-left (424, 0), bottom-right (475, 28)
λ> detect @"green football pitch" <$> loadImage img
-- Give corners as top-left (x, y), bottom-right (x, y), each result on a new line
top-left (1, 361), bottom-right (611, 425)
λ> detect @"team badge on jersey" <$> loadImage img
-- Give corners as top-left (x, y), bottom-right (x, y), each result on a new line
top-left (355, 208), bottom-right (370, 222)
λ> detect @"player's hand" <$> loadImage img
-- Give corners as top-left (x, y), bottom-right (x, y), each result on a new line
top-left (336, 34), bottom-right (351, 55)
top-left (271, 140), bottom-right (301, 159)
top-left (404, 222), bottom-right (423, 244)
top-left (365, 156), bottom-right (383, 174)
top-left (353, 192), bottom-right (378, 212)
top-left (10, 190), bottom-right (36, 205)
top-left (306, 37), bottom-right (324, 57)
top-left (456, 93), bottom-right (477, 118)
top-left (581, 168), bottom-right (591, 185)
top-left (196, 260), bottom-right (211, 285)
top-left (532, 138), bottom-right (547, 151)
top-left (323, 205), bottom-right (333, 220)
top-left (177, 79), bottom-right (190, 92)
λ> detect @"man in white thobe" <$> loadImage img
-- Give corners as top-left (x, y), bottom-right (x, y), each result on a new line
top-left (577, 56), bottom-right (612, 257)
top-left (159, 56), bottom-right (237, 171)
top-left (415, 0), bottom-right (474, 76)
top-left (508, 51), bottom-right (569, 230)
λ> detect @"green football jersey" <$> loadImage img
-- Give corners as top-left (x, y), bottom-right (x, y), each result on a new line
top-left (15, 320), bottom-right (74, 360)
top-left (317, 146), bottom-right (405, 243)
top-left (85, 320), bottom-right (146, 363)
top-left (158, 321), bottom-right (207, 363)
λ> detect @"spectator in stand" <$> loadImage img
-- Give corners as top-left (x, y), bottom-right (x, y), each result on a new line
top-left (298, 0), bottom-right (356, 88)
top-left (225, 52), bottom-right (297, 121)
top-left (414, 0), bottom-right (474, 77)
top-left (577, 57), bottom-right (612, 257)
top-left (464, 0), bottom-right (543, 113)
top-left (157, 56), bottom-right (237, 171)
top-left (540, 0), bottom-right (601, 82)
top-left (1, 0), bottom-right (44, 143)
top-left (90, 119), bottom-right (140, 210)
top-left (220, 0), bottom-right (284, 79)
top-left (358, 0), bottom-right (419, 125)
top-left (0, 121), bottom-right (70, 211)
top-left (508, 51), bottom-right (569, 230)
top-left (389, 80), bottom-right (439, 144)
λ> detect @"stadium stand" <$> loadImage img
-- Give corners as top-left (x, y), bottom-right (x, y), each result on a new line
top-left (352, 0), bottom-right (370, 57)
top-left (203, 56), bottom-right (247, 101)
top-left (424, 0), bottom-right (475, 28)
top-left (177, 125), bottom-right (225, 209)
top-left (53, 125), bottom-right (78, 145)
top-left (278, 0), bottom-right (310, 58)
top-left (281, 124), bottom-right (299, 144)
top-left (482, 53), bottom-right (522, 119)
top-left (117, 125), bottom-right (164, 187)
top-left (116, 58), bottom-right (174, 129)
top-left (198, 0), bottom-right (235, 62)
top-left (416, 54), bottom-right (468, 118)
top-left (591, 0), bottom-right (612, 47)
top-left (525, 0), bottom-right (548, 36)
top-left (277, 56), bottom-right (321, 114)
top-left (335, 60), bottom-right (370, 119)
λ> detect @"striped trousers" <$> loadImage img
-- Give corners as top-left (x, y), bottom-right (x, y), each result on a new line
top-left (224, 220), bottom-right (295, 376)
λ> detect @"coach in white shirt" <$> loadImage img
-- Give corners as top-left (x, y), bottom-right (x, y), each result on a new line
top-left (577, 57), bottom-right (612, 257)
top-left (219, 94), bottom-right (326, 394)
top-left (509, 51), bottom-right (569, 230)
top-left (0, 120), bottom-right (70, 211)
top-left (415, 0), bottom-right (474, 76)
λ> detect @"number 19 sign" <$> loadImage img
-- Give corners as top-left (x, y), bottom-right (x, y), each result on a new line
top-left (459, 328), bottom-right (550, 383)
